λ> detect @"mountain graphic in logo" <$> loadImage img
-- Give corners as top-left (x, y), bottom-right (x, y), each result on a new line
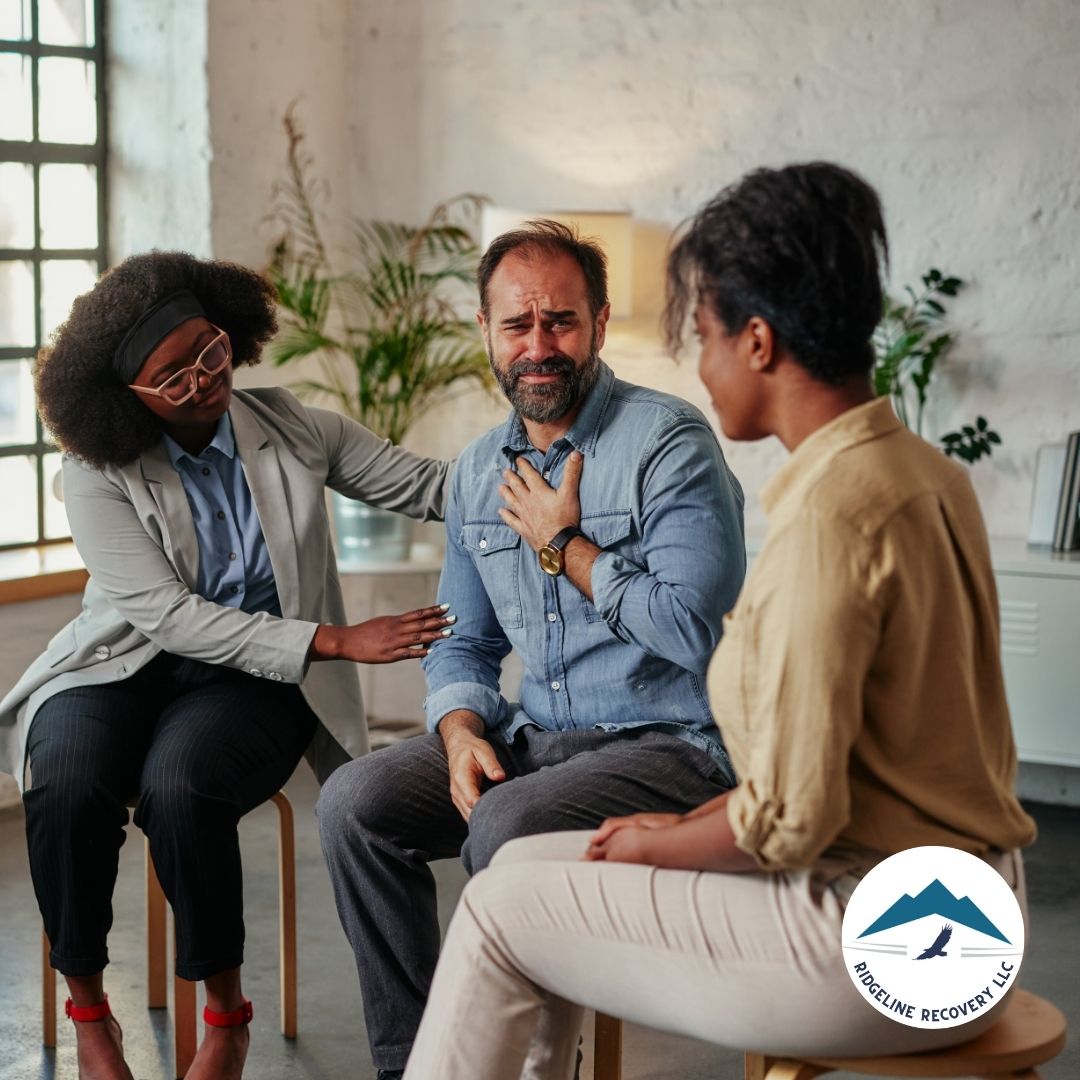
top-left (858, 879), bottom-right (1010, 943)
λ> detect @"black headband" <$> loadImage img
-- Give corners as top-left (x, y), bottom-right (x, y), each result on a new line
top-left (113, 291), bottom-right (206, 384)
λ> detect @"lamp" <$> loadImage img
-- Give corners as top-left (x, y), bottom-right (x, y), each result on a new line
top-left (480, 206), bottom-right (634, 319)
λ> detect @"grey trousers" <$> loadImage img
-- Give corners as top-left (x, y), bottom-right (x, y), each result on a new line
top-left (316, 726), bottom-right (731, 1072)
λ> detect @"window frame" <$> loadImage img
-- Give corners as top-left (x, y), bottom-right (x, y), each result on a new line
top-left (0, 0), bottom-right (107, 553)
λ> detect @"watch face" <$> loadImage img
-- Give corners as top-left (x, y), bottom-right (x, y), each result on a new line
top-left (539, 545), bottom-right (563, 576)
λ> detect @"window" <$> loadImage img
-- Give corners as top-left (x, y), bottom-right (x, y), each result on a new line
top-left (0, 0), bottom-right (106, 552)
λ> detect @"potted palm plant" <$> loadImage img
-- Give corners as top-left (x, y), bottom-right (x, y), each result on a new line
top-left (265, 106), bottom-right (492, 562)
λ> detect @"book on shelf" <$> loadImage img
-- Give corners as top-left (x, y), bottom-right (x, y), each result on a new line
top-left (1052, 430), bottom-right (1080, 552)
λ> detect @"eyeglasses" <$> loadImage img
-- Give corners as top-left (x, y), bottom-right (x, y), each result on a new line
top-left (129, 326), bottom-right (232, 405)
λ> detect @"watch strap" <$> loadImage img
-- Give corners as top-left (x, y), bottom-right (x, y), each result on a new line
top-left (545, 525), bottom-right (584, 553)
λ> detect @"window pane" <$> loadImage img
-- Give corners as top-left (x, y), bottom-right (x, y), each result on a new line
top-left (0, 54), bottom-right (33, 141)
top-left (0, 455), bottom-right (39, 546)
top-left (41, 259), bottom-right (97, 339)
top-left (39, 0), bottom-right (94, 47)
top-left (44, 451), bottom-right (70, 538)
top-left (0, 1), bottom-right (33, 41)
top-left (38, 57), bottom-right (97, 144)
top-left (0, 162), bottom-right (35, 248)
top-left (0, 359), bottom-right (37, 447)
top-left (40, 164), bottom-right (98, 249)
top-left (0, 260), bottom-right (36, 347)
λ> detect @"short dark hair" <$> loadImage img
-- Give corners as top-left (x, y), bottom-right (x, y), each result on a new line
top-left (664, 162), bottom-right (889, 384)
top-left (477, 219), bottom-right (609, 318)
top-left (34, 251), bottom-right (277, 468)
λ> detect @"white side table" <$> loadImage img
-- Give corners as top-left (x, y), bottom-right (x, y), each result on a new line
top-left (339, 543), bottom-right (444, 747)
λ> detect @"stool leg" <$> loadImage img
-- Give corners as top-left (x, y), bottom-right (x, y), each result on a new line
top-left (173, 924), bottom-right (197, 1080)
top-left (594, 1013), bottom-right (622, 1080)
top-left (146, 838), bottom-right (167, 1009)
top-left (272, 791), bottom-right (297, 1038)
top-left (42, 930), bottom-right (56, 1048)
top-left (745, 1055), bottom-right (829, 1080)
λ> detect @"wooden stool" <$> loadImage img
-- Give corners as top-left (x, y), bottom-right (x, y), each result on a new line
top-left (42, 790), bottom-right (297, 1079)
top-left (596, 990), bottom-right (1066, 1080)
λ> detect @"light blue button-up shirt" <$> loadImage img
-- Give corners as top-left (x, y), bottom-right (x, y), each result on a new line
top-left (162, 414), bottom-right (281, 616)
top-left (422, 362), bottom-right (746, 776)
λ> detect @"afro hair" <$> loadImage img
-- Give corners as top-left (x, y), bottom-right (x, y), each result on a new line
top-left (34, 251), bottom-right (277, 468)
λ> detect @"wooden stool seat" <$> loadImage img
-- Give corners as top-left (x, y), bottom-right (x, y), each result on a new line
top-left (596, 990), bottom-right (1066, 1080)
top-left (750, 989), bottom-right (1067, 1079)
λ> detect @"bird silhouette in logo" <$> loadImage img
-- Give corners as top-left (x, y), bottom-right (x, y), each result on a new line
top-left (915, 923), bottom-right (953, 960)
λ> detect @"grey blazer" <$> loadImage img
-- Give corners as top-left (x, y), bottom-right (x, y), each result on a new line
top-left (0, 387), bottom-right (450, 791)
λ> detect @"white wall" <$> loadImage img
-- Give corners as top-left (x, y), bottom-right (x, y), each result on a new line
top-left (108, 0), bottom-right (212, 258)
top-left (110, 0), bottom-right (1080, 532)
top-left (337, 0), bottom-right (1080, 536)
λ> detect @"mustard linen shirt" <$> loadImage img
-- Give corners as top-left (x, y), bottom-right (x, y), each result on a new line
top-left (708, 398), bottom-right (1037, 871)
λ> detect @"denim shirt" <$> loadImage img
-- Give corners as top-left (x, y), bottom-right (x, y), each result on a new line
top-left (422, 362), bottom-right (746, 776)
top-left (162, 414), bottom-right (281, 616)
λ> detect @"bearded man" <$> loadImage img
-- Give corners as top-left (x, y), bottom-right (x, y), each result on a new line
top-left (317, 220), bottom-right (746, 1080)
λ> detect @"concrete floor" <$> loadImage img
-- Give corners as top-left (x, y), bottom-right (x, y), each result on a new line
top-left (0, 761), bottom-right (1075, 1080)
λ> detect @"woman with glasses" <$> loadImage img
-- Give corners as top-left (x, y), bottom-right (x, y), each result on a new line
top-left (0, 251), bottom-right (455, 1080)
top-left (401, 163), bottom-right (1036, 1079)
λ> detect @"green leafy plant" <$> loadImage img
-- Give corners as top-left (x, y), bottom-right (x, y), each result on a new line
top-left (265, 105), bottom-right (493, 445)
top-left (872, 268), bottom-right (1001, 464)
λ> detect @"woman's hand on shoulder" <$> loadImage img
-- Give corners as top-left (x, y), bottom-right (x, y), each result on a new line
top-left (310, 604), bottom-right (454, 664)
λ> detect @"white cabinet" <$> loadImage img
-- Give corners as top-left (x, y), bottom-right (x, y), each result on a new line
top-left (991, 539), bottom-right (1080, 767)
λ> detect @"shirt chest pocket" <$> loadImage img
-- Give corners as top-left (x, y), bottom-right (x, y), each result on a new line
top-left (579, 510), bottom-right (633, 624)
top-left (461, 522), bottom-right (523, 629)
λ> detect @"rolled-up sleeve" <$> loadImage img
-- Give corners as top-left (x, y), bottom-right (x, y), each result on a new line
top-left (722, 512), bottom-right (881, 869)
top-left (590, 420), bottom-right (745, 674)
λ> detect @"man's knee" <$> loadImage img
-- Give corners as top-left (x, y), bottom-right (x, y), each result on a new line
top-left (462, 787), bottom-right (542, 874)
top-left (315, 749), bottom-right (422, 855)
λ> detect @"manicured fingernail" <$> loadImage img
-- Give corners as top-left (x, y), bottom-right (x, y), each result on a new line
top-left (445, 615), bottom-right (457, 624)
top-left (441, 628), bottom-right (453, 636)
top-left (440, 603), bottom-right (451, 610)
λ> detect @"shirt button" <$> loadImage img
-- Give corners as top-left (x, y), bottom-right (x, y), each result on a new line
top-left (228, 551), bottom-right (237, 561)
top-left (479, 539), bottom-right (488, 549)
top-left (635, 681), bottom-right (646, 692)
top-left (201, 467), bottom-right (210, 476)
top-left (547, 612), bottom-right (557, 622)
top-left (216, 510), bottom-right (226, 521)
top-left (268, 672), bottom-right (283, 681)
top-left (93, 645), bottom-right (111, 660)
top-left (551, 680), bottom-right (561, 691)
top-left (230, 585), bottom-right (239, 594)
top-left (543, 471), bottom-right (551, 480)
top-left (249, 668), bottom-right (263, 677)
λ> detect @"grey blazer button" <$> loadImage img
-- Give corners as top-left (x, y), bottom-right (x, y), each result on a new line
top-left (249, 668), bottom-right (263, 677)
top-left (267, 672), bottom-right (283, 681)
top-left (93, 645), bottom-right (111, 660)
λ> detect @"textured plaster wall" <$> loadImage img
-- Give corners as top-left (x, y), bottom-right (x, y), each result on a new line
top-left (206, 0), bottom-right (353, 268)
top-left (343, 0), bottom-right (1080, 537)
top-left (108, 0), bottom-right (212, 259)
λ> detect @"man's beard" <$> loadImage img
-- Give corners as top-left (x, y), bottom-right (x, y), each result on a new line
top-left (489, 334), bottom-right (602, 424)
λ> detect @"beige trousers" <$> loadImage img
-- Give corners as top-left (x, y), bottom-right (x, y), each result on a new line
top-left (404, 832), bottom-right (1026, 1080)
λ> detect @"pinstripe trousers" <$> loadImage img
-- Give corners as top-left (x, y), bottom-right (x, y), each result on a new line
top-left (24, 651), bottom-right (317, 980)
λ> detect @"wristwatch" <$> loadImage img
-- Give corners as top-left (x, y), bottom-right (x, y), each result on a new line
top-left (539, 526), bottom-right (585, 577)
